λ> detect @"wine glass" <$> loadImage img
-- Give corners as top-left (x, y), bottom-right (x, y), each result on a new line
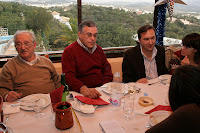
top-left (123, 95), bottom-right (134, 120)
top-left (33, 99), bottom-right (44, 118)
top-left (128, 84), bottom-right (137, 94)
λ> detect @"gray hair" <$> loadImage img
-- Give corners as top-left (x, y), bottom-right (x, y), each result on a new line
top-left (13, 30), bottom-right (36, 43)
top-left (78, 20), bottom-right (97, 32)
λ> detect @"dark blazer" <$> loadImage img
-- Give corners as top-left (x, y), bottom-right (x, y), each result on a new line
top-left (122, 45), bottom-right (169, 83)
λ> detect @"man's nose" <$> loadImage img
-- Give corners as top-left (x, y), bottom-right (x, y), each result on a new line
top-left (149, 39), bottom-right (153, 44)
top-left (91, 35), bottom-right (95, 40)
top-left (20, 44), bottom-right (26, 49)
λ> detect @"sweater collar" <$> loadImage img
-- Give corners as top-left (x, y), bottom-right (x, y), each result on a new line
top-left (77, 38), bottom-right (97, 54)
top-left (18, 53), bottom-right (39, 66)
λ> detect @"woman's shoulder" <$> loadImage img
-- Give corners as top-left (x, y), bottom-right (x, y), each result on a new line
top-left (174, 103), bottom-right (200, 118)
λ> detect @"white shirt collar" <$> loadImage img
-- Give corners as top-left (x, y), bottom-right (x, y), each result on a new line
top-left (140, 45), bottom-right (157, 61)
top-left (19, 53), bottom-right (38, 66)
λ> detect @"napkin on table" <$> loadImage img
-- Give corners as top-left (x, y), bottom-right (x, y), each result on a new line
top-left (50, 85), bottom-right (63, 106)
top-left (99, 120), bottom-right (126, 133)
top-left (75, 96), bottom-right (110, 105)
top-left (3, 104), bottom-right (20, 115)
top-left (145, 105), bottom-right (172, 114)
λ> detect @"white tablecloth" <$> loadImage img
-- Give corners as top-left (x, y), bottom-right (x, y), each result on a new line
top-left (3, 78), bottom-right (170, 133)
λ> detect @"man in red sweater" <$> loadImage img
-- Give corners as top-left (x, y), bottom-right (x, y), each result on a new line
top-left (61, 20), bottom-right (113, 98)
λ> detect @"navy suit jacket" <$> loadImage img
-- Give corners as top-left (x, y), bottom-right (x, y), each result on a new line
top-left (122, 45), bottom-right (169, 83)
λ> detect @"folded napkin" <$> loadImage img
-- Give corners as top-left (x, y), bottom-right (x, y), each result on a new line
top-left (99, 120), bottom-right (126, 133)
top-left (71, 100), bottom-right (96, 113)
top-left (50, 85), bottom-right (63, 107)
top-left (145, 105), bottom-right (172, 114)
top-left (75, 96), bottom-right (110, 105)
top-left (3, 104), bottom-right (20, 115)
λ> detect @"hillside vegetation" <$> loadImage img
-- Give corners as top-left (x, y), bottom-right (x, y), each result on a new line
top-left (0, 2), bottom-right (200, 51)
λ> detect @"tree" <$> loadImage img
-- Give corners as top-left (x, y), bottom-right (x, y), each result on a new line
top-left (25, 7), bottom-right (53, 50)
top-left (54, 18), bottom-right (78, 46)
top-left (25, 8), bottom-right (52, 33)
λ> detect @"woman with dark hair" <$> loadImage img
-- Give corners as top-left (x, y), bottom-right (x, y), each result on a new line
top-left (181, 33), bottom-right (200, 67)
top-left (146, 65), bottom-right (200, 133)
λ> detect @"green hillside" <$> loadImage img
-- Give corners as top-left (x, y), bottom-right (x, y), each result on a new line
top-left (0, 2), bottom-right (200, 51)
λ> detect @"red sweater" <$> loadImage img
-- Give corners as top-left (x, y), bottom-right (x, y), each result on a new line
top-left (61, 41), bottom-right (113, 92)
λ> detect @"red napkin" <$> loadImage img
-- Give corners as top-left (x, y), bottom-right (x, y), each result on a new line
top-left (50, 85), bottom-right (64, 108)
top-left (75, 96), bottom-right (110, 105)
top-left (145, 105), bottom-right (172, 114)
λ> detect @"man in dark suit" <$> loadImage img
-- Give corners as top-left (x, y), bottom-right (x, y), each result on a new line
top-left (122, 25), bottom-right (169, 83)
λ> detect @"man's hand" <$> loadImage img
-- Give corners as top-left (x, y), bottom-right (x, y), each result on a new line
top-left (6, 91), bottom-right (22, 102)
top-left (80, 86), bottom-right (101, 99)
top-left (137, 78), bottom-right (148, 84)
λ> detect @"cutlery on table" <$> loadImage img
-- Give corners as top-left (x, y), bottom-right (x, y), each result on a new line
top-left (11, 98), bottom-right (40, 107)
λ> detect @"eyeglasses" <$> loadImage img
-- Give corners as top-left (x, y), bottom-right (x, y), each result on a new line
top-left (81, 32), bottom-right (97, 38)
top-left (15, 41), bottom-right (33, 47)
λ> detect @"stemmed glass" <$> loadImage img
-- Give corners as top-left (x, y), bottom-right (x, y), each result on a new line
top-left (123, 94), bottom-right (134, 120)
top-left (128, 84), bottom-right (137, 94)
top-left (33, 99), bottom-right (44, 118)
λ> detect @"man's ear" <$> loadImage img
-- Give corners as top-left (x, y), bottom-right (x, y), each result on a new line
top-left (33, 42), bottom-right (37, 49)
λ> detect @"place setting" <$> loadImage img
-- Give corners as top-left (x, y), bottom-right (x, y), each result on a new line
top-left (0, 96), bottom-right (14, 133)
top-left (148, 74), bottom-right (172, 86)
top-left (3, 94), bottom-right (51, 119)
top-left (71, 95), bottom-right (110, 114)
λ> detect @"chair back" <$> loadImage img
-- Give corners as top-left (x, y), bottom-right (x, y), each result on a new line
top-left (0, 96), bottom-right (3, 122)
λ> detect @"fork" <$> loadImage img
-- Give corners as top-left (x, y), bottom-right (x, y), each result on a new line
top-left (11, 98), bottom-right (40, 107)
top-left (10, 104), bottom-right (33, 107)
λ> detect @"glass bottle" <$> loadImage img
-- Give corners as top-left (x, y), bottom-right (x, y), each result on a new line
top-left (61, 73), bottom-right (70, 103)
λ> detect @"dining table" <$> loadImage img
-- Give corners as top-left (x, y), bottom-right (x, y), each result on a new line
top-left (2, 76), bottom-right (171, 133)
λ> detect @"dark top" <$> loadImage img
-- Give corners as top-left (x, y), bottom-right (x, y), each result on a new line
top-left (145, 103), bottom-right (200, 133)
top-left (122, 45), bottom-right (169, 82)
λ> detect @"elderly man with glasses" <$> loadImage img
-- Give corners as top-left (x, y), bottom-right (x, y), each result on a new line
top-left (61, 20), bottom-right (113, 99)
top-left (0, 30), bottom-right (60, 102)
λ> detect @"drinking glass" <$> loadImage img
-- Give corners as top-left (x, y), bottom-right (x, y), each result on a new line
top-left (128, 84), bottom-right (137, 94)
top-left (123, 95), bottom-right (134, 120)
top-left (33, 100), bottom-right (44, 118)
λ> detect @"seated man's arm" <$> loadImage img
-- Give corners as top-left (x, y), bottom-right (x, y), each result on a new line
top-left (0, 65), bottom-right (22, 102)
top-left (137, 78), bottom-right (148, 83)
top-left (122, 51), bottom-right (138, 83)
top-left (62, 50), bottom-right (85, 92)
top-left (80, 86), bottom-right (101, 99)
top-left (47, 60), bottom-right (61, 89)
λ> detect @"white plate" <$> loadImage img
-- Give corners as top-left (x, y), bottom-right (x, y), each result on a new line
top-left (159, 74), bottom-right (172, 84)
top-left (71, 100), bottom-right (95, 114)
top-left (101, 82), bottom-right (128, 94)
top-left (148, 111), bottom-right (171, 126)
top-left (19, 94), bottom-right (50, 111)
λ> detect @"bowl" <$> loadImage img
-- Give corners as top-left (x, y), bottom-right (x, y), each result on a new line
top-left (138, 96), bottom-right (154, 107)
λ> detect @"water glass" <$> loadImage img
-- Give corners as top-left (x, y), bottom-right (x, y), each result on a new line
top-left (127, 84), bottom-right (137, 94)
top-left (123, 95), bottom-right (134, 120)
top-left (110, 82), bottom-right (123, 111)
top-left (33, 100), bottom-right (44, 118)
